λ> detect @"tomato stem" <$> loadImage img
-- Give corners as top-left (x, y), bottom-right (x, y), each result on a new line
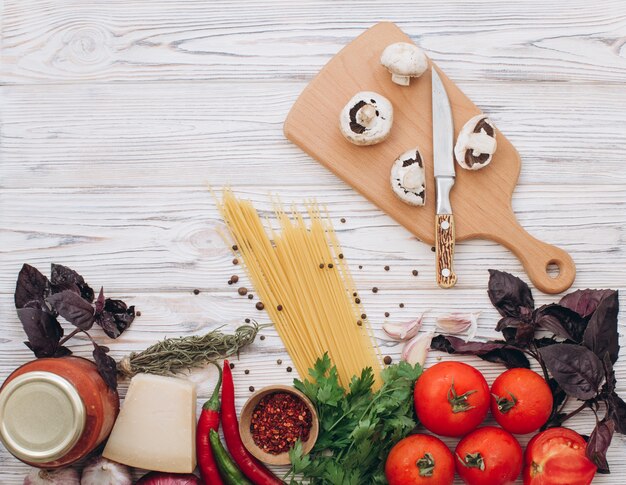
top-left (458, 452), bottom-right (485, 471)
top-left (416, 452), bottom-right (435, 477)
top-left (493, 391), bottom-right (517, 414)
top-left (448, 380), bottom-right (476, 413)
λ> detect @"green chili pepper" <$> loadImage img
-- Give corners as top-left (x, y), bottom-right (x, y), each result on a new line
top-left (209, 429), bottom-right (253, 485)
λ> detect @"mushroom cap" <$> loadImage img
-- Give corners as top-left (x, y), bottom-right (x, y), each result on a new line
top-left (390, 147), bottom-right (426, 206)
top-left (454, 114), bottom-right (497, 170)
top-left (339, 91), bottom-right (393, 146)
top-left (380, 42), bottom-right (428, 77)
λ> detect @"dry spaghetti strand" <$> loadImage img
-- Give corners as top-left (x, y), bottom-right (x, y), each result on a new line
top-left (218, 189), bottom-right (382, 389)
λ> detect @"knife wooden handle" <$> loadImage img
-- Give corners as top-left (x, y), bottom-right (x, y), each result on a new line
top-left (435, 214), bottom-right (457, 288)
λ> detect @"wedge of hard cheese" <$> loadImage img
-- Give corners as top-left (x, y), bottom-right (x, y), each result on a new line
top-left (103, 373), bottom-right (196, 473)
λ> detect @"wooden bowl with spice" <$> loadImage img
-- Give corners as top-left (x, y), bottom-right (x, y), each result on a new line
top-left (239, 384), bottom-right (319, 465)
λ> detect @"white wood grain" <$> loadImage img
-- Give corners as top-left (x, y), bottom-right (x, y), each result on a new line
top-left (1, 1), bottom-right (625, 84)
top-left (1, 1), bottom-right (626, 483)
top-left (1, 82), bottom-right (625, 189)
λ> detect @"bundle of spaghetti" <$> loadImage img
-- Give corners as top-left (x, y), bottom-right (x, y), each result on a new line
top-left (218, 189), bottom-right (382, 389)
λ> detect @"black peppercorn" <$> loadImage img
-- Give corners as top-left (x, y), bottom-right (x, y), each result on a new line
top-left (245, 318), bottom-right (251, 323)
top-left (372, 287), bottom-right (378, 293)
top-left (328, 263), bottom-right (334, 269)
top-left (249, 386), bottom-right (255, 392)
top-left (384, 265), bottom-right (390, 271)
top-left (260, 335), bottom-right (266, 340)
top-left (229, 363), bottom-right (235, 369)
top-left (412, 269), bottom-right (418, 276)
top-left (355, 298), bottom-right (361, 304)
top-left (248, 294), bottom-right (254, 300)
top-left (193, 289), bottom-right (200, 295)
top-left (233, 258), bottom-right (239, 265)
top-left (277, 304), bottom-right (283, 311)
top-left (244, 369), bottom-right (250, 375)
top-left (399, 303), bottom-right (405, 308)
top-left (256, 302), bottom-right (265, 310)
top-left (340, 218), bottom-right (346, 223)
top-left (287, 366), bottom-right (293, 372)
top-left (277, 359), bottom-right (282, 365)
top-left (383, 356), bottom-right (392, 365)
top-left (361, 313), bottom-right (367, 320)
top-left (136, 311), bottom-right (142, 317)
top-left (232, 244), bottom-right (238, 251)
top-left (384, 312), bottom-right (390, 317)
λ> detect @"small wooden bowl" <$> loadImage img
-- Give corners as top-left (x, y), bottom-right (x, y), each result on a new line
top-left (239, 384), bottom-right (319, 465)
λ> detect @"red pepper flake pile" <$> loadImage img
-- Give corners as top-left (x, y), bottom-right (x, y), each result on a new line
top-left (250, 392), bottom-right (312, 454)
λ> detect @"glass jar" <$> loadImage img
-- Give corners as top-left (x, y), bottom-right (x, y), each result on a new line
top-left (0, 356), bottom-right (119, 468)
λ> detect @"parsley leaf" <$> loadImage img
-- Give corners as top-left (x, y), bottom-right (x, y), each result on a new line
top-left (289, 354), bottom-right (422, 483)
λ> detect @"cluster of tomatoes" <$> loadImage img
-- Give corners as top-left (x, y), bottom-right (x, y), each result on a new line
top-left (384, 362), bottom-right (598, 485)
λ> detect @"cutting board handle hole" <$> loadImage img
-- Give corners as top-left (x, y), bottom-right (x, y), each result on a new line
top-left (546, 261), bottom-right (561, 279)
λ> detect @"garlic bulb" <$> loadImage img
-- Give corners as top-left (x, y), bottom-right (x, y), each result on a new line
top-left (80, 456), bottom-right (132, 485)
top-left (382, 313), bottom-right (426, 341)
top-left (436, 311), bottom-right (480, 341)
top-left (401, 332), bottom-right (434, 367)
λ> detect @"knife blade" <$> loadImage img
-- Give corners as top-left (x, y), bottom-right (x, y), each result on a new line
top-left (431, 68), bottom-right (457, 288)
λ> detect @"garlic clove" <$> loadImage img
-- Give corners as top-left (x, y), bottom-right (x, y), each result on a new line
top-left (401, 331), bottom-right (434, 367)
top-left (382, 313), bottom-right (425, 341)
top-left (436, 311), bottom-right (481, 341)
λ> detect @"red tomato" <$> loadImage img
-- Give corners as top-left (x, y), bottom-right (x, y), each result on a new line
top-left (455, 426), bottom-right (523, 485)
top-left (491, 368), bottom-right (553, 434)
top-left (414, 362), bottom-right (490, 437)
top-left (385, 434), bottom-right (454, 485)
top-left (523, 427), bottom-right (597, 485)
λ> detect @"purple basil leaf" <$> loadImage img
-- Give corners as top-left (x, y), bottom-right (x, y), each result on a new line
top-left (586, 419), bottom-right (615, 473)
top-left (95, 287), bottom-right (105, 315)
top-left (495, 316), bottom-right (522, 332)
top-left (15, 264), bottom-right (50, 310)
top-left (17, 307), bottom-right (63, 357)
top-left (430, 335), bottom-right (529, 368)
top-left (534, 337), bottom-right (559, 349)
top-left (534, 304), bottom-right (588, 342)
top-left (54, 346), bottom-right (73, 357)
top-left (539, 344), bottom-right (604, 400)
top-left (514, 322), bottom-right (535, 347)
top-left (479, 348), bottom-right (530, 369)
top-left (560, 289), bottom-right (615, 320)
top-left (50, 264), bottom-right (95, 303)
top-left (548, 377), bottom-right (567, 410)
top-left (47, 290), bottom-right (95, 330)
top-left (608, 393), bottom-right (626, 434)
top-left (583, 290), bottom-right (619, 364)
top-left (97, 298), bottom-right (135, 339)
top-left (431, 335), bottom-right (506, 354)
top-left (487, 270), bottom-right (535, 318)
top-left (602, 353), bottom-right (616, 396)
top-left (92, 343), bottom-right (117, 391)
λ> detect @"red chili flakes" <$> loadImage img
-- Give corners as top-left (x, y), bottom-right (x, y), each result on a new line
top-left (250, 392), bottom-right (312, 455)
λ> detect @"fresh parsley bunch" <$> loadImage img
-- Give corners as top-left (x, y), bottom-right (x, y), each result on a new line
top-left (288, 354), bottom-right (422, 484)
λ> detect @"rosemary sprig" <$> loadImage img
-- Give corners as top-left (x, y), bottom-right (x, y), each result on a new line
top-left (117, 322), bottom-right (264, 378)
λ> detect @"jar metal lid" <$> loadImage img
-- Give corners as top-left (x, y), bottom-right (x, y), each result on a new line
top-left (0, 371), bottom-right (86, 463)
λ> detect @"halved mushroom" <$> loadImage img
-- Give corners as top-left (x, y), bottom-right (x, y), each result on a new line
top-left (380, 42), bottom-right (429, 86)
top-left (339, 91), bottom-right (393, 146)
top-left (390, 148), bottom-right (426, 206)
top-left (454, 114), bottom-right (497, 170)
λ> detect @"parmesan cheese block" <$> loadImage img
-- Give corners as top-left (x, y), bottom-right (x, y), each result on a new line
top-left (103, 373), bottom-right (196, 473)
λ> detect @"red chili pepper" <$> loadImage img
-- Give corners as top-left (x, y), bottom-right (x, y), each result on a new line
top-left (196, 363), bottom-right (225, 485)
top-left (221, 360), bottom-right (283, 485)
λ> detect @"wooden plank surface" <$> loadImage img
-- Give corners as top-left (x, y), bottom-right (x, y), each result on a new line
top-left (1, 1), bottom-right (625, 483)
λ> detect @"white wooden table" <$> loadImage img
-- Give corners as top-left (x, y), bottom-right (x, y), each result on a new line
top-left (1, 1), bottom-right (625, 483)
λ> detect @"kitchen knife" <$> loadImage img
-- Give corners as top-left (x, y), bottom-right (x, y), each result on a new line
top-left (432, 68), bottom-right (457, 288)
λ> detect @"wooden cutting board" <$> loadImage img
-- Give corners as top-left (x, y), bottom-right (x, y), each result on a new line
top-left (284, 22), bottom-right (575, 294)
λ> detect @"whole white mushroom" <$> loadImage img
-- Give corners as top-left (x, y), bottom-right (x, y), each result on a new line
top-left (380, 42), bottom-right (429, 86)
